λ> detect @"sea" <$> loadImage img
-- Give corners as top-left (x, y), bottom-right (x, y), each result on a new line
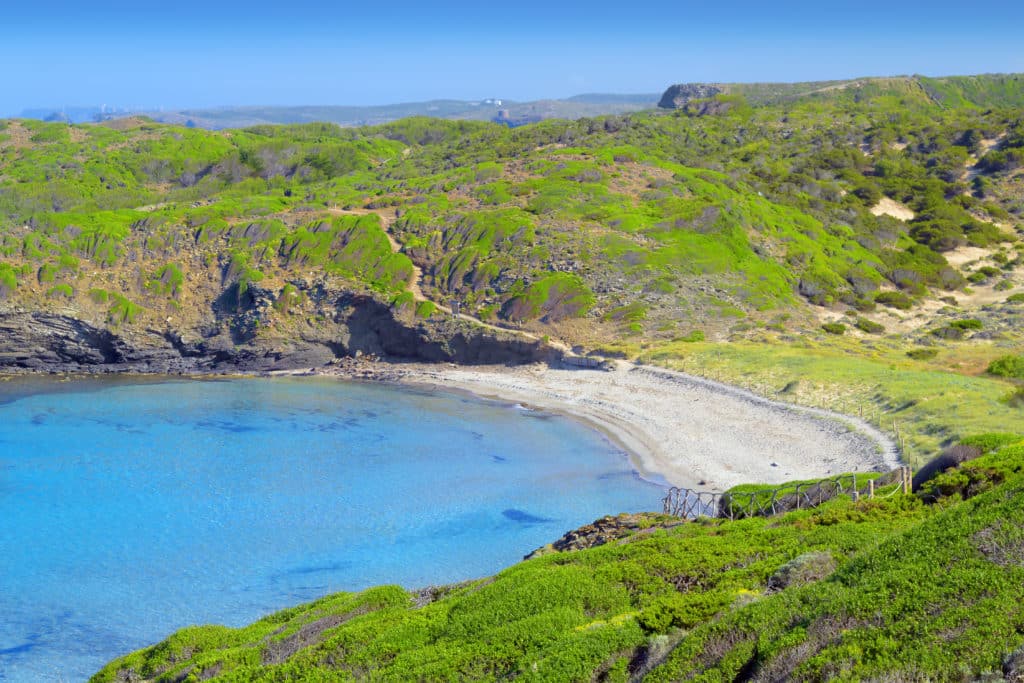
top-left (0, 377), bottom-right (663, 681)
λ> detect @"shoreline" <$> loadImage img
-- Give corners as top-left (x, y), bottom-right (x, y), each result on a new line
top-left (0, 359), bottom-right (901, 491)
top-left (309, 359), bottom-right (901, 491)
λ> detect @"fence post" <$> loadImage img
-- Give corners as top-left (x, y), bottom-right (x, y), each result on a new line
top-left (852, 474), bottom-right (859, 502)
top-left (868, 478), bottom-right (875, 499)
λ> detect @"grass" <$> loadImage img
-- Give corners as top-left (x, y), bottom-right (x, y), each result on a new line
top-left (640, 339), bottom-right (1023, 466)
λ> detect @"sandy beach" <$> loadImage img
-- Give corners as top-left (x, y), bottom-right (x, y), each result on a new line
top-left (319, 360), bottom-right (901, 492)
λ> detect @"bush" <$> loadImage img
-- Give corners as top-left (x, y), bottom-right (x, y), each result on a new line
top-left (875, 291), bottom-right (913, 310)
top-left (907, 348), bottom-right (939, 361)
top-left (1007, 293), bottom-right (1024, 304)
top-left (415, 301), bottom-right (438, 319)
top-left (855, 317), bottom-right (885, 334)
top-left (766, 552), bottom-right (836, 592)
top-left (821, 322), bottom-right (846, 335)
top-left (674, 330), bottom-right (705, 343)
top-left (988, 355), bottom-right (1024, 379)
top-left (912, 444), bottom-right (982, 493)
top-left (960, 433), bottom-right (1023, 454)
top-left (949, 318), bottom-right (983, 330)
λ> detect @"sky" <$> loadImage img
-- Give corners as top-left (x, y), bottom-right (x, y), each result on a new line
top-left (4, 0), bottom-right (1024, 115)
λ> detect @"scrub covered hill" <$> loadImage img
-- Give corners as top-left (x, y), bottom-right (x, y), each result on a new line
top-left (91, 434), bottom-right (1024, 681)
top-left (1, 77), bottom-right (1023, 360)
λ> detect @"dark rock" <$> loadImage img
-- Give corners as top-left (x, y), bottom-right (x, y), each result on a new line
top-left (912, 444), bottom-right (982, 492)
top-left (1005, 646), bottom-right (1024, 682)
top-left (0, 285), bottom-right (553, 374)
top-left (657, 83), bottom-right (726, 109)
top-left (524, 513), bottom-right (681, 559)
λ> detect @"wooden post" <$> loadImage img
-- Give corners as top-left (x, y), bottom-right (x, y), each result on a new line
top-left (852, 474), bottom-right (859, 502)
top-left (868, 478), bottom-right (875, 499)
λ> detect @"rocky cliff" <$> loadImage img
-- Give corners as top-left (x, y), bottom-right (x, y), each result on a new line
top-left (657, 83), bottom-right (726, 109)
top-left (0, 287), bottom-right (553, 374)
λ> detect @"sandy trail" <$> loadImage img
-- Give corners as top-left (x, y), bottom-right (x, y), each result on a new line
top-left (322, 361), bottom-right (901, 492)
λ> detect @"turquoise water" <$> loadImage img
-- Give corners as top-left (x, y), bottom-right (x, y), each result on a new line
top-left (0, 377), bottom-right (662, 681)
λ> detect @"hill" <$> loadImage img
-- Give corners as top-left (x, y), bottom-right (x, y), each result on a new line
top-left (658, 73), bottom-right (1024, 109)
top-left (20, 94), bottom-right (661, 130)
top-left (2, 74), bottom-right (1022, 367)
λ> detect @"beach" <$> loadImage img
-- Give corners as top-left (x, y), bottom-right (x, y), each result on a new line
top-left (319, 360), bottom-right (902, 491)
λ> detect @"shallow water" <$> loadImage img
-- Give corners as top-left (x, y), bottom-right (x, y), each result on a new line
top-left (0, 377), bottom-right (662, 681)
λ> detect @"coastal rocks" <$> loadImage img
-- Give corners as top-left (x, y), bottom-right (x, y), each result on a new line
top-left (657, 83), bottom-right (726, 109)
top-left (0, 313), bottom-right (130, 368)
top-left (0, 289), bottom-right (554, 374)
top-left (524, 513), bottom-right (682, 559)
top-left (332, 294), bottom-right (552, 365)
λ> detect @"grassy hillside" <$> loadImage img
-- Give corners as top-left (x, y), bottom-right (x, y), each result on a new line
top-left (91, 435), bottom-right (1024, 681)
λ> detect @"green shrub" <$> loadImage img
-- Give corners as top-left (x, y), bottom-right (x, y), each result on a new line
top-left (274, 284), bottom-right (304, 313)
top-left (415, 301), bottom-right (438, 319)
top-left (988, 355), bottom-right (1024, 379)
top-left (46, 283), bottom-right (73, 298)
top-left (1004, 387), bottom-right (1024, 408)
top-left (108, 294), bottom-right (143, 325)
top-left (854, 318), bottom-right (885, 334)
top-left (821, 322), bottom-right (846, 335)
top-left (959, 433), bottom-right (1023, 454)
top-left (875, 291), bottom-right (913, 310)
top-left (907, 348), bottom-right (939, 361)
top-left (147, 263), bottom-right (184, 298)
top-left (1007, 293), bottom-right (1024, 304)
top-left (0, 263), bottom-right (16, 296)
top-left (674, 330), bottom-right (705, 343)
top-left (949, 318), bottom-right (983, 330)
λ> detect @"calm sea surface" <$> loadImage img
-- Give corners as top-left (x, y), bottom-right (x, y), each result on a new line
top-left (0, 377), bottom-right (662, 681)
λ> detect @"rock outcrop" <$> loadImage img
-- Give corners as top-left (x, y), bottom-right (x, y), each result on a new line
top-left (657, 83), bottom-right (726, 109)
top-left (0, 287), bottom-right (554, 374)
top-left (524, 513), bottom-right (683, 559)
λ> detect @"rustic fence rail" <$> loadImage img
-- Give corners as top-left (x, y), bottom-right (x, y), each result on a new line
top-left (663, 466), bottom-right (912, 520)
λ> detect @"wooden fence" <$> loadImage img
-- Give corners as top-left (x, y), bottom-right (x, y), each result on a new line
top-left (662, 466), bottom-right (912, 520)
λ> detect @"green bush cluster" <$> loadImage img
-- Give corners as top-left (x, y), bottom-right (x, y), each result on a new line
top-left (988, 355), bottom-right (1024, 379)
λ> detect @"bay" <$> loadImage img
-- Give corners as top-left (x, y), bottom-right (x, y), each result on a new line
top-left (0, 377), bottom-right (662, 681)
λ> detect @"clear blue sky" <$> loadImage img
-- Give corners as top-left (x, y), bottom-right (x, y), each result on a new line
top-left (5, 0), bottom-right (1023, 115)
